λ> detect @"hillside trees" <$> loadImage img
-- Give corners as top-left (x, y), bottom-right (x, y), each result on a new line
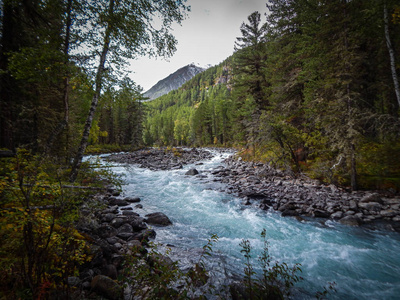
top-left (0, 0), bottom-right (74, 155)
top-left (69, 0), bottom-right (190, 181)
top-left (143, 61), bottom-right (234, 146)
top-left (144, 1), bottom-right (400, 189)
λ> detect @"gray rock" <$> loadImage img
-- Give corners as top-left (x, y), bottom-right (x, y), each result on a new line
top-left (330, 211), bottom-right (343, 219)
top-left (380, 209), bottom-right (397, 217)
top-left (124, 197), bottom-right (141, 203)
top-left (116, 232), bottom-right (134, 240)
top-left (109, 198), bottom-right (129, 206)
top-left (68, 276), bottom-right (80, 287)
top-left (313, 209), bottom-right (330, 218)
top-left (122, 210), bottom-right (137, 216)
top-left (281, 209), bottom-right (299, 217)
top-left (91, 275), bottom-right (122, 300)
top-left (102, 213), bottom-right (117, 222)
top-left (344, 210), bottom-right (355, 216)
top-left (118, 223), bottom-right (133, 234)
top-left (360, 193), bottom-right (383, 204)
top-left (102, 264), bottom-right (118, 280)
top-left (339, 215), bottom-right (361, 226)
top-left (110, 217), bottom-right (127, 228)
top-left (97, 225), bottom-right (117, 238)
top-left (185, 168), bottom-right (199, 175)
top-left (128, 216), bottom-right (147, 231)
top-left (358, 202), bottom-right (382, 211)
top-left (349, 200), bottom-right (358, 210)
top-left (145, 212), bottom-right (173, 226)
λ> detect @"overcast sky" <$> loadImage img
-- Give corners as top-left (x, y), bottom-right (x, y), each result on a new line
top-left (129, 0), bottom-right (269, 91)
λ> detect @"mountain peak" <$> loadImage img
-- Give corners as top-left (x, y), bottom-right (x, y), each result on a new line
top-left (144, 64), bottom-right (205, 100)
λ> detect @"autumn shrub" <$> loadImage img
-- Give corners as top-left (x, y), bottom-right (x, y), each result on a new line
top-left (0, 149), bottom-right (116, 299)
top-left (122, 234), bottom-right (220, 299)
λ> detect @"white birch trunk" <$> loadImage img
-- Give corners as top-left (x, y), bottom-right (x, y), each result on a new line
top-left (70, 0), bottom-right (115, 182)
top-left (384, 3), bottom-right (400, 108)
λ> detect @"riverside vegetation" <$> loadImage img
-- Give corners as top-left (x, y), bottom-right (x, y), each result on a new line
top-left (1, 0), bottom-right (400, 299)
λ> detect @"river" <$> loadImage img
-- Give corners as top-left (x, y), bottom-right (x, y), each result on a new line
top-left (98, 149), bottom-right (400, 299)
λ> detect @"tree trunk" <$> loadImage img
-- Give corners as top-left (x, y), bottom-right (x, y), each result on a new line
top-left (69, 0), bottom-right (115, 182)
top-left (350, 143), bottom-right (357, 191)
top-left (384, 3), bottom-right (400, 108)
top-left (45, 0), bottom-right (73, 155)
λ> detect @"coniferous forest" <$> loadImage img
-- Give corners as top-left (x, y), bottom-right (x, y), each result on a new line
top-left (144, 1), bottom-right (400, 191)
top-left (1, 0), bottom-right (400, 298)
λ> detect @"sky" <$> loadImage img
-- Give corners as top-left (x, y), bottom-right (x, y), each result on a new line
top-left (129, 0), bottom-right (269, 92)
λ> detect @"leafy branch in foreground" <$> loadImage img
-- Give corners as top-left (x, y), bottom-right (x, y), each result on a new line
top-left (122, 234), bottom-right (220, 299)
top-left (238, 229), bottom-right (303, 300)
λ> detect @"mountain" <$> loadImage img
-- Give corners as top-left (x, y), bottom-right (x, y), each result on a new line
top-left (144, 64), bottom-right (205, 100)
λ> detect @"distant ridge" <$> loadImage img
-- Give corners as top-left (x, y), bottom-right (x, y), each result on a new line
top-left (144, 64), bottom-right (205, 100)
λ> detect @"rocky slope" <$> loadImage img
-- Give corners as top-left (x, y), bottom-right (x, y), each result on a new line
top-left (144, 64), bottom-right (205, 100)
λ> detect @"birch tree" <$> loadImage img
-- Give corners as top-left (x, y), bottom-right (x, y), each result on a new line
top-left (69, 0), bottom-right (189, 182)
top-left (384, 2), bottom-right (400, 108)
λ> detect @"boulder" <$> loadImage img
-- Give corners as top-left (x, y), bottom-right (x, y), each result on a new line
top-left (109, 198), bottom-right (129, 207)
top-left (91, 275), bottom-right (122, 300)
top-left (145, 212), bottom-right (173, 226)
top-left (110, 217), bottom-right (127, 229)
top-left (124, 197), bottom-right (141, 203)
top-left (313, 209), bottom-right (330, 218)
top-left (117, 223), bottom-right (133, 234)
top-left (97, 225), bottom-right (117, 239)
top-left (185, 168), bottom-right (199, 175)
top-left (330, 211), bottom-right (343, 219)
top-left (380, 209), bottom-right (397, 217)
top-left (360, 193), bottom-right (383, 204)
top-left (339, 215), bottom-right (361, 226)
top-left (128, 216), bottom-right (147, 231)
top-left (101, 264), bottom-right (118, 280)
top-left (281, 210), bottom-right (299, 217)
top-left (358, 202), bottom-right (382, 211)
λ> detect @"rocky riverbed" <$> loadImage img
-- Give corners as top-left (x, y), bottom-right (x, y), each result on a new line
top-left (210, 155), bottom-right (400, 232)
top-left (74, 147), bottom-right (400, 299)
top-left (108, 147), bottom-right (400, 232)
top-left (72, 189), bottom-right (174, 300)
top-left (106, 147), bottom-right (214, 170)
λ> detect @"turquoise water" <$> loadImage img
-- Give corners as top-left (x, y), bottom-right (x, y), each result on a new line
top-left (102, 151), bottom-right (400, 299)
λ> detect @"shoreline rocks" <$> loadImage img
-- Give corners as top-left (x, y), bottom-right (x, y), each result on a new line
top-left (106, 147), bottom-right (214, 170)
top-left (209, 155), bottom-right (400, 232)
top-left (75, 189), bottom-right (173, 299)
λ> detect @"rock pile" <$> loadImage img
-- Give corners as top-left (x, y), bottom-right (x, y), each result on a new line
top-left (107, 147), bottom-right (213, 170)
top-left (209, 156), bottom-right (400, 231)
top-left (73, 190), bottom-right (173, 299)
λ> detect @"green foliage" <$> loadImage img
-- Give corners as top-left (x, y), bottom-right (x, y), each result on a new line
top-left (0, 149), bottom-right (119, 298)
top-left (122, 234), bottom-right (219, 299)
top-left (143, 61), bottom-right (234, 147)
top-left (239, 229), bottom-right (303, 299)
top-left (0, 150), bottom-right (88, 298)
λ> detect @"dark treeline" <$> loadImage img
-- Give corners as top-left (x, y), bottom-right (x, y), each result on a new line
top-left (0, 0), bottom-right (189, 298)
top-left (144, 0), bottom-right (400, 190)
top-left (0, 0), bottom-right (188, 178)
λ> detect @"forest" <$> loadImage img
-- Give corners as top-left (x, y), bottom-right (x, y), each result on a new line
top-left (144, 0), bottom-right (400, 191)
top-left (1, 0), bottom-right (400, 298)
top-left (0, 0), bottom-right (189, 297)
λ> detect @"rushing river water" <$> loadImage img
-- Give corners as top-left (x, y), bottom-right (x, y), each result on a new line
top-left (99, 150), bottom-right (400, 299)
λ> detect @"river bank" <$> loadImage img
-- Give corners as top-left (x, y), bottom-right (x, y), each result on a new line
top-left (77, 147), bottom-right (400, 299)
top-left (107, 147), bottom-right (400, 233)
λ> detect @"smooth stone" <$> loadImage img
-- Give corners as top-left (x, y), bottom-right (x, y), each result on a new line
top-left (185, 168), bottom-right (199, 175)
top-left (339, 215), bottom-right (361, 226)
top-left (91, 275), bottom-right (122, 300)
top-left (145, 212), bottom-right (173, 226)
